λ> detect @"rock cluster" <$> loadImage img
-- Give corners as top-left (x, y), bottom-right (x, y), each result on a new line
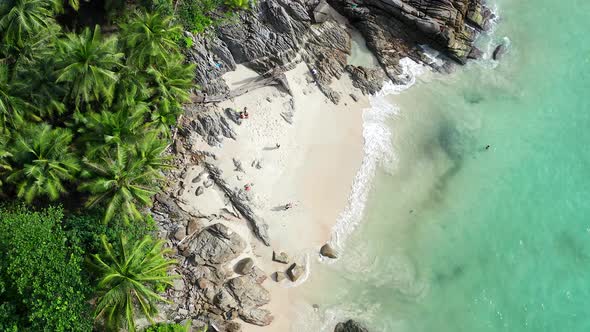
top-left (335, 319), bottom-right (369, 332)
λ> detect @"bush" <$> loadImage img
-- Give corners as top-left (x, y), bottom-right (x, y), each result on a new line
top-left (143, 321), bottom-right (193, 332)
top-left (0, 205), bottom-right (93, 331)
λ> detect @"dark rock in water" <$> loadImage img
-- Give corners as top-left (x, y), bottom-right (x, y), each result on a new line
top-left (493, 43), bottom-right (507, 60)
top-left (467, 46), bottom-right (483, 60)
top-left (185, 223), bottom-right (247, 265)
top-left (235, 257), bottom-right (255, 275)
top-left (195, 186), bottom-right (204, 196)
top-left (334, 319), bottom-right (369, 332)
top-left (272, 251), bottom-right (289, 264)
top-left (287, 263), bottom-right (305, 282)
top-left (320, 243), bottom-right (338, 259)
top-left (345, 65), bottom-right (386, 95)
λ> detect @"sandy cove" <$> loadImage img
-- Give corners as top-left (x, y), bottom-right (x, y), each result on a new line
top-left (174, 62), bottom-right (368, 331)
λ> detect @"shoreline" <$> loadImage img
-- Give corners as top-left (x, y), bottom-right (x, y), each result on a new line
top-left (175, 62), bottom-right (369, 331)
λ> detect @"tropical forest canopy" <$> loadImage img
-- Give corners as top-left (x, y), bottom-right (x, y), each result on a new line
top-left (0, 0), bottom-right (250, 330)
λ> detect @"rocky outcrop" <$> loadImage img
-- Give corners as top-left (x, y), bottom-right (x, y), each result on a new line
top-left (182, 223), bottom-right (247, 265)
top-left (345, 65), bottom-right (386, 95)
top-left (205, 163), bottom-right (271, 246)
top-left (335, 319), bottom-right (369, 332)
top-left (328, 0), bottom-right (493, 80)
top-left (215, 274), bottom-right (274, 326)
top-left (320, 243), bottom-right (338, 259)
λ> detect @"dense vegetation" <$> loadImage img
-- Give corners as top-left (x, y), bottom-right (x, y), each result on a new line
top-left (0, 0), bottom-right (250, 330)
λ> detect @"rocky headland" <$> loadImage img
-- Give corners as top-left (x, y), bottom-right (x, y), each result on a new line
top-left (151, 0), bottom-right (495, 331)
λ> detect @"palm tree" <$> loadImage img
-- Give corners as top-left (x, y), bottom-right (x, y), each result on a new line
top-left (92, 234), bottom-right (177, 332)
top-left (121, 10), bottom-right (182, 68)
top-left (145, 57), bottom-right (195, 135)
top-left (56, 25), bottom-right (123, 108)
top-left (79, 144), bottom-right (161, 224)
top-left (0, 0), bottom-right (59, 48)
top-left (0, 134), bottom-right (12, 187)
top-left (0, 63), bottom-right (28, 130)
top-left (6, 123), bottom-right (80, 203)
top-left (77, 100), bottom-right (150, 155)
top-left (134, 132), bottom-right (172, 173)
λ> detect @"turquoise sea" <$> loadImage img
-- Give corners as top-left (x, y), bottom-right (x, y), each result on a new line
top-left (300, 0), bottom-right (590, 331)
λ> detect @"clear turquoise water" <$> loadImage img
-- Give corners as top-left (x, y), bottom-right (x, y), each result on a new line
top-left (302, 1), bottom-right (590, 331)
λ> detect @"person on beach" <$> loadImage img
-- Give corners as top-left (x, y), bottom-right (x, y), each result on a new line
top-left (244, 183), bottom-right (252, 191)
top-left (275, 143), bottom-right (281, 149)
top-left (244, 109), bottom-right (249, 119)
top-left (284, 203), bottom-right (293, 210)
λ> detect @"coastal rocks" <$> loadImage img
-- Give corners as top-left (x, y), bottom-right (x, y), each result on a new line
top-left (195, 186), bottom-right (204, 196)
top-left (235, 257), bottom-right (255, 275)
top-left (205, 163), bottom-right (271, 246)
top-left (272, 251), bottom-right (289, 264)
top-left (320, 243), bottom-right (338, 259)
top-left (345, 65), bottom-right (386, 95)
top-left (493, 42), bottom-right (508, 60)
top-left (174, 226), bottom-right (186, 241)
top-left (329, 0), bottom-right (493, 79)
top-left (214, 275), bottom-right (274, 326)
top-left (183, 223), bottom-right (247, 265)
top-left (287, 263), bottom-right (305, 282)
top-left (191, 111), bottom-right (237, 146)
top-left (273, 271), bottom-right (287, 282)
top-left (239, 308), bottom-right (274, 326)
top-left (334, 319), bottom-right (369, 332)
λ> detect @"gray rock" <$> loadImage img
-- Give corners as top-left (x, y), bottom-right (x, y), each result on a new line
top-left (187, 219), bottom-right (199, 235)
top-left (195, 186), bottom-right (204, 196)
top-left (287, 263), bottom-right (305, 282)
top-left (350, 93), bottom-right (359, 102)
top-left (467, 46), bottom-right (483, 60)
top-left (239, 307), bottom-right (274, 326)
top-left (225, 108), bottom-right (243, 125)
top-left (493, 43), bottom-right (507, 60)
top-left (273, 271), bottom-right (287, 282)
top-left (272, 251), bottom-right (289, 264)
top-left (185, 223), bottom-right (247, 265)
top-left (233, 158), bottom-right (244, 172)
top-left (174, 226), bottom-right (186, 241)
top-left (345, 65), bottom-right (386, 95)
top-left (235, 257), bottom-right (255, 275)
top-left (248, 266), bottom-right (268, 284)
top-left (320, 243), bottom-right (338, 259)
top-left (173, 279), bottom-right (185, 292)
top-left (334, 319), bottom-right (369, 332)
top-left (205, 163), bottom-right (271, 246)
top-left (226, 321), bottom-right (242, 332)
top-left (225, 275), bottom-right (271, 308)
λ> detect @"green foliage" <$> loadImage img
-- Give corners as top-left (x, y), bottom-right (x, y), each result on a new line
top-left (177, 0), bottom-right (221, 33)
top-left (0, 0), bottom-right (59, 48)
top-left (143, 320), bottom-right (199, 332)
top-left (6, 123), bottom-right (80, 203)
top-left (56, 25), bottom-right (123, 108)
top-left (225, 0), bottom-right (252, 10)
top-left (79, 143), bottom-right (164, 224)
top-left (121, 11), bottom-right (182, 68)
top-left (0, 205), bottom-right (93, 331)
top-left (92, 235), bottom-right (177, 331)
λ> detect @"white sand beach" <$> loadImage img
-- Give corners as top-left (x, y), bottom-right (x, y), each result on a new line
top-left (175, 62), bottom-right (369, 331)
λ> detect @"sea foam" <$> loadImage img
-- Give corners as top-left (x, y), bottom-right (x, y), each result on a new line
top-left (327, 58), bottom-right (425, 254)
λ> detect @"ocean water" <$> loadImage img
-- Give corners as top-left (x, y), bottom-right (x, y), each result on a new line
top-left (298, 0), bottom-right (590, 331)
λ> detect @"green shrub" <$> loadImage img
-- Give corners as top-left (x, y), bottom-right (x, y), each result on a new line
top-left (225, 0), bottom-right (251, 10)
top-left (143, 320), bottom-right (194, 332)
top-left (0, 205), bottom-right (93, 331)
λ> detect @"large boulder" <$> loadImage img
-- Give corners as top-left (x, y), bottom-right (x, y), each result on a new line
top-left (184, 223), bottom-right (247, 265)
top-left (320, 243), bottom-right (338, 259)
top-left (239, 307), bottom-right (274, 326)
top-left (225, 275), bottom-right (271, 308)
top-left (334, 319), bottom-right (369, 332)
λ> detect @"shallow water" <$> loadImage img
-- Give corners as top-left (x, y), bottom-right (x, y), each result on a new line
top-left (298, 0), bottom-right (590, 331)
